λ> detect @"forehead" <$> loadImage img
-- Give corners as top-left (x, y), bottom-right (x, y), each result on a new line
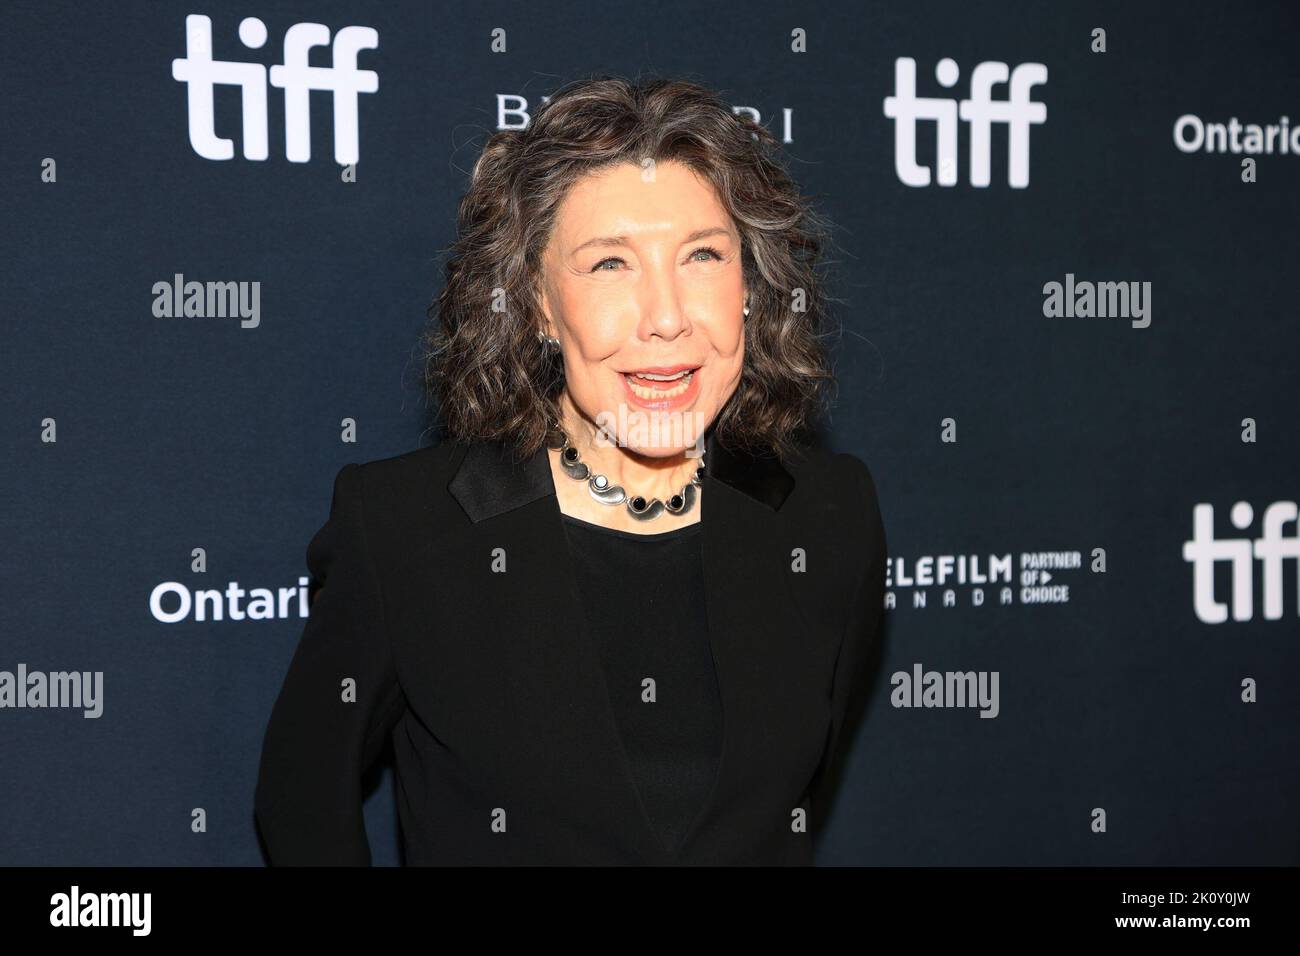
top-left (551, 159), bottom-right (729, 237)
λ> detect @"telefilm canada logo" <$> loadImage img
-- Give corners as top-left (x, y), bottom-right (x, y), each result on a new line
top-left (883, 56), bottom-right (1048, 188)
top-left (172, 13), bottom-right (378, 164)
top-left (885, 548), bottom-right (1086, 610)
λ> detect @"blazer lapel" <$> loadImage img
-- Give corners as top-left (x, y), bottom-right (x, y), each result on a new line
top-left (437, 429), bottom-right (808, 862)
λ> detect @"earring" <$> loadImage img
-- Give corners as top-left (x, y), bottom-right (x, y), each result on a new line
top-left (537, 330), bottom-right (560, 348)
top-left (743, 296), bottom-right (750, 320)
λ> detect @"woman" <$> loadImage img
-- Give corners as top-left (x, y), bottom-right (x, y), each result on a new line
top-left (253, 76), bottom-right (888, 865)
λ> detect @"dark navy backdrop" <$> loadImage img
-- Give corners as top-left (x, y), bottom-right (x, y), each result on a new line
top-left (3, 0), bottom-right (1296, 865)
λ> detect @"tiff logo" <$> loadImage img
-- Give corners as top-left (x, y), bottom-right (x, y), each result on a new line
top-left (883, 56), bottom-right (1047, 188)
top-left (1182, 501), bottom-right (1300, 623)
top-left (171, 14), bottom-right (378, 164)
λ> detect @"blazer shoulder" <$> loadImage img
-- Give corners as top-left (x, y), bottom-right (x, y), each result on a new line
top-left (345, 440), bottom-right (464, 502)
top-left (778, 438), bottom-right (834, 482)
top-left (782, 441), bottom-right (886, 560)
top-left (323, 440), bottom-right (474, 549)
top-left (780, 440), bottom-right (882, 508)
top-left (831, 449), bottom-right (883, 512)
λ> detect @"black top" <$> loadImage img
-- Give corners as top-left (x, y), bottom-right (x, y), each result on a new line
top-left (253, 437), bottom-right (889, 865)
top-left (559, 513), bottom-right (721, 855)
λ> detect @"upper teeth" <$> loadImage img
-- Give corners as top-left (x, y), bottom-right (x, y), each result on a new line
top-left (633, 370), bottom-right (691, 380)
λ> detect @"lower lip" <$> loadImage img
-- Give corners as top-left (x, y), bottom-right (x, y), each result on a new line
top-left (620, 369), bottom-right (701, 411)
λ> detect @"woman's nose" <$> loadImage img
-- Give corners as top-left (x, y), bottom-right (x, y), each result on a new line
top-left (640, 269), bottom-right (689, 338)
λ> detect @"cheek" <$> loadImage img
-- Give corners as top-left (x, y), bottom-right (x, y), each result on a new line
top-left (713, 347), bottom-right (744, 396)
top-left (693, 328), bottom-right (743, 407)
top-left (557, 291), bottom-right (628, 360)
top-left (689, 284), bottom-right (745, 350)
top-left (555, 309), bottom-right (626, 405)
top-left (723, 319), bottom-right (746, 357)
top-left (704, 311), bottom-right (745, 363)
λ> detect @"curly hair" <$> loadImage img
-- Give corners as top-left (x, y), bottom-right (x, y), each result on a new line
top-left (422, 74), bottom-right (838, 462)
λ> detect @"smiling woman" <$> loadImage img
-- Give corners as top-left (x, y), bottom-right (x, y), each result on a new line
top-left (253, 75), bottom-right (889, 866)
top-left (534, 159), bottom-right (748, 530)
top-left (425, 77), bottom-right (843, 535)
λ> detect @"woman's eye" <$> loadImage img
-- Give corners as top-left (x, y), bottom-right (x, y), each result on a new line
top-left (591, 247), bottom-right (723, 272)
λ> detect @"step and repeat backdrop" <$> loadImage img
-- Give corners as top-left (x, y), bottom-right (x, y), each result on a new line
top-left (3, 0), bottom-right (1296, 865)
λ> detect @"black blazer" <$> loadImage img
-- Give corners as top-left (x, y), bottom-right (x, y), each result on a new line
top-left (253, 429), bottom-right (887, 865)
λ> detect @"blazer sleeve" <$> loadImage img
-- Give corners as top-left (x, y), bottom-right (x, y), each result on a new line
top-left (806, 452), bottom-right (888, 831)
top-left (253, 462), bottom-right (407, 865)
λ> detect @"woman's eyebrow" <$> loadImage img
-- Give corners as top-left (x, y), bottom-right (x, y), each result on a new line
top-left (570, 226), bottom-right (733, 257)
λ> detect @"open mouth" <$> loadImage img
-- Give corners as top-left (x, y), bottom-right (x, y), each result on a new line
top-left (623, 367), bottom-right (698, 400)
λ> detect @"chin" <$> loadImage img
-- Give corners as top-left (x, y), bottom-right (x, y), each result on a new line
top-left (625, 440), bottom-right (691, 459)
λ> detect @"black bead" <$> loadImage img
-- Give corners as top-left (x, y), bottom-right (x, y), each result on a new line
top-left (669, 494), bottom-right (683, 509)
top-left (563, 447), bottom-right (579, 463)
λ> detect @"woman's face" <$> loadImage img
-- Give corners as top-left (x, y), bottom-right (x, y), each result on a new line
top-left (538, 158), bottom-right (746, 456)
